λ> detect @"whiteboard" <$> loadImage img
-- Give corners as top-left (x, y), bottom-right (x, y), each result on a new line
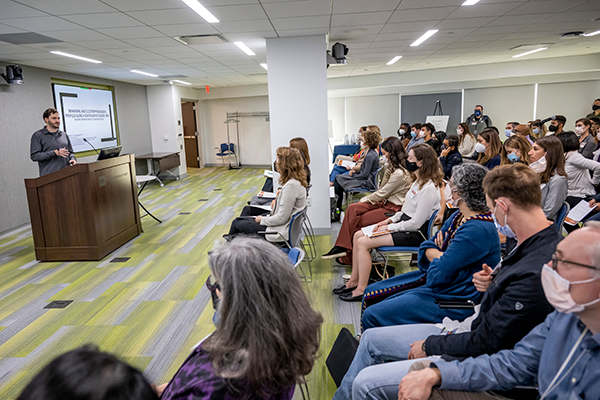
top-left (426, 115), bottom-right (449, 132)
top-left (52, 83), bottom-right (119, 153)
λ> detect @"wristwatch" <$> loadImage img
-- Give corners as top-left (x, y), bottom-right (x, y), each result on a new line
top-left (421, 341), bottom-right (427, 355)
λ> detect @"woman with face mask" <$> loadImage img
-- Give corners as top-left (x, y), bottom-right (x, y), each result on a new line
top-left (336, 144), bottom-right (443, 302)
top-left (575, 118), bottom-right (597, 160)
top-left (456, 122), bottom-right (476, 158)
top-left (474, 128), bottom-right (502, 170)
top-left (500, 135), bottom-right (531, 166)
top-left (359, 163), bottom-right (501, 330)
top-left (529, 119), bottom-right (548, 139)
top-left (406, 123), bottom-right (424, 152)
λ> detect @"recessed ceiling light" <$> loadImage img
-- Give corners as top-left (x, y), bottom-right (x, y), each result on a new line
top-left (386, 56), bottom-right (402, 65)
top-left (50, 51), bottom-right (102, 64)
top-left (234, 42), bottom-right (255, 56)
top-left (260, 63), bottom-right (268, 70)
top-left (131, 69), bottom-right (159, 77)
top-left (583, 29), bottom-right (600, 37)
top-left (172, 80), bottom-right (192, 85)
top-left (461, 0), bottom-right (480, 5)
top-left (410, 30), bottom-right (439, 47)
top-left (180, 0), bottom-right (219, 23)
top-left (512, 47), bottom-right (548, 58)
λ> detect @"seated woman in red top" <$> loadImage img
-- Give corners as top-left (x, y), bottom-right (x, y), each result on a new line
top-left (158, 238), bottom-right (323, 400)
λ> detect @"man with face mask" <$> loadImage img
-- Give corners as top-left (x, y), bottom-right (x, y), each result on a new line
top-left (585, 98), bottom-right (600, 119)
top-left (545, 115), bottom-right (566, 136)
top-left (397, 222), bottom-right (600, 400)
top-left (465, 105), bottom-right (492, 137)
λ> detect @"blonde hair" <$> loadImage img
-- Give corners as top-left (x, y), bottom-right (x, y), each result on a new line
top-left (276, 147), bottom-right (308, 188)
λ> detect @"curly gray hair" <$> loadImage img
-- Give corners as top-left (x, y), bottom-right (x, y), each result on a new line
top-left (451, 163), bottom-right (489, 213)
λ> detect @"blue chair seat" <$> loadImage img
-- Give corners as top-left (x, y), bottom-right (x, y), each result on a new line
top-left (377, 246), bottom-right (420, 253)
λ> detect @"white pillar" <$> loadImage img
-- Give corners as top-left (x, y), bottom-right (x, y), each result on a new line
top-left (266, 35), bottom-right (330, 235)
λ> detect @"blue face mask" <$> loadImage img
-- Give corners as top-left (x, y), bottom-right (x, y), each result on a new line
top-left (505, 129), bottom-right (512, 137)
top-left (507, 152), bottom-right (520, 163)
top-left (492, 202), bottom-right (517, 239)
top-left (411, 131), bottom-right (417, 138)
top-left (533, 127), bottom-right (540, 135)
top-left (213, 309), bottom-right (221, 327)
top-left (474, 110), bottom-right (482, 117)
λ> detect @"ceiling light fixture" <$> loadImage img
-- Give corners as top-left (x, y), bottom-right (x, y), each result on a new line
top-left (172, 80), bottom-right (192, 85)
top-left (512, 47), bottom-right (548, 58)
top-left (131, 69), bottom-right (159, 77)
top-left (234, 42), bottom-right (255, 56)
top-left (180, 0), bottom-right (219, 23)
top-left (50, 51), bottom-right (102, 64)
top-left (410, 30), bottom-right (439, 47)
top-left (260, 63), bottom-right (268, 70)
top-left (583, 29), bottom-right (600, 37)
top-left (461, 0), bottom-right (480, 5)
top-left (387, 56), bottom-right (402, 65)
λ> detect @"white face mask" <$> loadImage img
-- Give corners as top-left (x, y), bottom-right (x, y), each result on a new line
top-left (457, 128), bottom-right (463, 135)
top-left (380, 155), bottom-right (388, 164)
top-left (474, 142), bottom-right (487, 154)
top-left (419, 130), bottom-right (426, 138)
top-left (360, 142), bottom-right (367, 149)
top-left (575, 126), bottom-right (587, 136)
top-left (492, 202), bottom-right (517, 239)
top-left (398, 129), bottom-right (406, 135)
top-left (541, 264), bottom-right (600, 313)
top-left (530, 155), bottom-right (547, 173)
top-left (597, 131), bottom-right (600, 141)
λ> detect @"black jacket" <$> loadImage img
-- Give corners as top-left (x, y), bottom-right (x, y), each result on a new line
top-left (424, 224), bottom-right (562, 359)
top-left (439, 150), bottom-right (463, 180)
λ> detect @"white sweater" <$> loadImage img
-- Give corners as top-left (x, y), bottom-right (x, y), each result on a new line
top-left (564, 151), bottom-right (600, 198)
top-left (389, 180), bottom-right (440, 232)
top-left (260, 178), bottom-right (306, 242)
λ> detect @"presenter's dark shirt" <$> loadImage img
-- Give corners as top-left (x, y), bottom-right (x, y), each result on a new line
top-left (30, 127), bottom-right (76, 177)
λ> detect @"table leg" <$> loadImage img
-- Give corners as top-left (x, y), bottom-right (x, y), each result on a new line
top-left (137, 181), bottom-right (162, 224)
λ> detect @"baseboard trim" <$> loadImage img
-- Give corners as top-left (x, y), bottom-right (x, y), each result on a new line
top-left (313, 227), bottom-right (332, 236)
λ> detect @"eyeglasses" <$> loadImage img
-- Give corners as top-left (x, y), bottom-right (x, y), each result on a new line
top-left (206, 275), bottom-right (220, 310)
top-left (551, 254), bottom-right (597, 271)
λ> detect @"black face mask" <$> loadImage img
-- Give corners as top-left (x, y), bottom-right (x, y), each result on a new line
top-left (405, 161), bottom-right (419, 172)
top-left (593, 104), bottom-right (600, 111)
top-left (548, 125), bottom-right (558, 132)
top-left (273, 160), bottom-right (278, 172)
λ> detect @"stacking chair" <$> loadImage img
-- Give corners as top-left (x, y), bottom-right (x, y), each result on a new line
top-left (346, 165), bottom-right (385, 205)
top-left (374, 210), bottom-right (439, 278)
top-left (215, 143), bottom-right (237, 166)
top-left (555, 202), bottom-right (570, 235)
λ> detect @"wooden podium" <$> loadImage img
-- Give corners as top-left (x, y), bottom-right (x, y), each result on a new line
top-left (25, 154), bottom-right (142, 261)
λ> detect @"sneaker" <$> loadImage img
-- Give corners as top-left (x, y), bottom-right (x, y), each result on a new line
top-left (322, 246), bottom-right (347, 259)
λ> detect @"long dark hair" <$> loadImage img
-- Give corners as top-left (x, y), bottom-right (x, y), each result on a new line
top-left (276, 147), bottom-right (308, 188)
top-left (204, 238), bottom-right (323, 398)
top-left (536, 136), bottom-right (567, 184)
top-left (381, 136), bottom-right (407, 170)
top-left (17, 346), bottom-right (157, 400)
top-left (410, 144), bottom-right (444, 189)
top-left (458, 122), bottom-right (475, 146)
top-left (477, 128), bottom-right (502, 165)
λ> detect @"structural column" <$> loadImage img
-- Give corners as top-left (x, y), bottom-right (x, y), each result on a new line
top-left (266, 35), bottom-right (330, 234)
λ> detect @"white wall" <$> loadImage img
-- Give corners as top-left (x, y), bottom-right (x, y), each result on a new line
top-left (463, 84), bottom-right (536, 140)
top-left (537, 80), bottom-right (600, 131)
top-left (346, 94), bottom-right (400, 138)
top-left (327, 97), bottom-right (345, 142)
top-left (200, 96), bottom-right (271, 166)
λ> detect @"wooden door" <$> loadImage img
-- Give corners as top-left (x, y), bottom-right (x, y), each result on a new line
top-left (182, 102), bottom-right (199, 168)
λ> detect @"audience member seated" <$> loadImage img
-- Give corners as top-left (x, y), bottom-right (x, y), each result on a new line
top-left (406, 123), bottom-right (424, 151)
top-left (474, 128), bottom-right (502, 170)
top-left (360, 163), bottom-right (500, 330)
top-left (333, 128), bottom-right (382, 221)
top-left (397, 122), bottom-right (411, 148)
top-left (227, 147), bottom-right (307, 242)
top-left (465, 104), bottom-right (492, 136)
top-left (330, 127), bottom-right (367, 187)
top-left (513, 123), bottom-right (535, 144)
top-left (528, 118), bottom-right (547, 139)
top-left (432, 130), bottom-right (446, 155)
top-left (159, 238), bottom-right (323, 400)
top-left (17, 346), bottom-right (158, 400)
top-left (557, 131), bottom-right (600, 211)
top-left (576, 117), bottom-right (597, 159)
top-left (500, 135), bottom-right (531, 165)
top-left (457, 123), bottom-right (476, 158)
top-left (585, 97), bottom-right (600, 119)
top-left (322, 137), bottom-right (411, 264)
top-left (545, 114), bottom-right (566, 136)
top-left (336, 144), bottom-right (442, 302)
top-left (261, 137), bottom-right (311, 193)
top-left (332, 164), bottom-right (562, 400)
top-left (529, 136), bottom-right (568, 222)
top-left (439, 134), bottom-right (463, 179)
top-left (421, 123), bottom-right (441, 154)
top-left (503, 121), bottom-right (519, 139)
top-left (397, 222), bottom-right (600, 400)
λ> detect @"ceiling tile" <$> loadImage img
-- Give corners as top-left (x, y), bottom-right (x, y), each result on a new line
top-left (389, 6), bottom-right (458, 23)
top-left (271, 15), bottom-right (330, 31)
top-left (333, 0), bottom-right (401, 13)
top-left (212, 19), bottom-right (275, 33)
top-left (0, 1), bottom-right (49, 19)
top-left (2, 16), bottom-right (84, 31)
top-left (210, 4), bottom-right (268, 21)
top-left (446, 2), bottom-right (522, 19)
top-left (152, 23), bottom-right (219, 37)
top-left (15, 0), bottom-right (116, 15)
top-left (126, 9), bottom-right (207, 26)
top-left (434, 17), bottom-right (496, 29)
top-left (61, 12), bottom-right (145, 29)
top-left (278, 28), bottom-right (329, 37)
top-left (397, 0), bottom-right (463, 10)
top-left (263, 0), bottom-right (331, 18)
top-left (0, 23), bottom-right (27, 34)
top-left (96, 26), bottom-right (164, 39)
top-left (331, 12), bottom-right (393, 27)
top-left (507, 0), bottom-right (589, 15)
top-left (381, 21), bottom-right (439, 33)
top-left (44, 29), bottom-right (113, 42)
top-left (99, 0), bottom-right (188, 12)
top-left (123, 37), bottom-right (181, 48)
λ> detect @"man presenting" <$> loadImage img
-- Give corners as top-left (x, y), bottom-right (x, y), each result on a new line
top-left (398, 222), bottom-right (600, 400)
top-left (30, 108), bottom-right (77, 177)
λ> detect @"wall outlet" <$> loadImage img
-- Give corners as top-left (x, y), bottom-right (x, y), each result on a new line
top-left (306, 198), bottom-right (312, 207)
top-left (163, 135), bottom-right (169, 141)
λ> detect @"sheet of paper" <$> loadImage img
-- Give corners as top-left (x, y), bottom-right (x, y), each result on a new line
top-left (250, 204), bottom-right (271, 211)
top-left (564, 200), bottom-right (595, 225)
top-left (258, 191), bottom-right (277, 198)
top-left (337, 160), bottom-right (356, 168)
top-left (263, 169), bottom-right (273, 178)
top-left (361, 224), bottom-right (393, 238)
top-left (330, 186), bottom-right (335, 198)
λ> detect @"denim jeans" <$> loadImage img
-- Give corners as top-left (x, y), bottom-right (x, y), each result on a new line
top-left (332, 323), bottom-right (443, 400)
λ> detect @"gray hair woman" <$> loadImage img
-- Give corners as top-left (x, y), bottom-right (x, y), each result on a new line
top-left (159, 238), bottom-right (323, 400)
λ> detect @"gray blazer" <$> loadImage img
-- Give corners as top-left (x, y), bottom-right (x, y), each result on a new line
top-left (541, 173), bottom-right (568, 221)
top-left (261, 178), bottom-right (306, 242)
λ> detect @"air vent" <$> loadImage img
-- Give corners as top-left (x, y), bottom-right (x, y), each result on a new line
top-left (161, 75), bottom-right (188, 79)
top-left (561, 31), bottom-right (584, 39)
top-left (0, 33), bottom-right (62, 45)
top-left (174, 34), bottom-right (229, 45)
top-left (509, 44), bottom-right (552, 51)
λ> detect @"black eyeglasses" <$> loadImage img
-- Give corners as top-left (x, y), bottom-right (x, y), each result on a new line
top-left (206, 275), bottom-right (220, 310)
top-left (551, 254), bottom-right (597, 271)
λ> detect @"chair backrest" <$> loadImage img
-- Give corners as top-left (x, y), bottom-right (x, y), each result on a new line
top-left (555, 202), bottom-right (570, 233)
top-left (229, 143), bottom-right (235, 152)
top-left (287, 247), bottom-right (305, 269)
top-left (287, 208), bottom-right (307, 248)
top-left (219, 143), bottom-right (229, 152)
top-left (374, 166), bottom-right (385, 190)
top-left (427, 209), bottom-right (439, 238)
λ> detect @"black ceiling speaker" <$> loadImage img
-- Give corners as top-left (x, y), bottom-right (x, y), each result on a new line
top-left (332, 42), bottom-right (349, 64)
top-left (1, 65), bottom-right (24, 84)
